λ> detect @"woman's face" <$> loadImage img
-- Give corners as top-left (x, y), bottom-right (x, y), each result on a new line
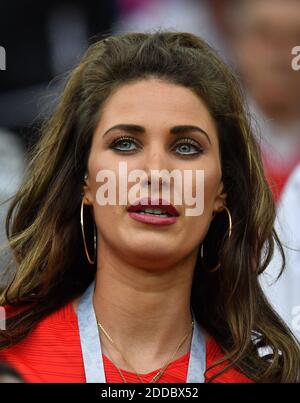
top-left (84, 78), bottom-right (226, 268)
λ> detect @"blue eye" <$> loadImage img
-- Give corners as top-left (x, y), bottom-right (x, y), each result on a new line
top-left (174, 139), bottom-right (202, 156)
top-left (109, 136), bottom-right (203, 156)
top-left (110, 137), bottom-right (139, 152)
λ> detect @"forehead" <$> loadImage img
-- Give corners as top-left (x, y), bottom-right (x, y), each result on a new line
top-left (96, 79), bottom-right (217, 136)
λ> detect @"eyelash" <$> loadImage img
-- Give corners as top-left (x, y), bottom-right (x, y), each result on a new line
top-left (109, 135), bottom-right (204, 157)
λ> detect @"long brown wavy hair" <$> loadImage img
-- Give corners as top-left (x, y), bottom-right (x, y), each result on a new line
top-left (0, 31), bottom-right (299, 382)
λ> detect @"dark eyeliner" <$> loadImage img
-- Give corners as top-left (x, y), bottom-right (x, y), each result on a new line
top-left (172, 137), bottom-right (204, 155)
top-left (109, 135), bottom-right (141, 152)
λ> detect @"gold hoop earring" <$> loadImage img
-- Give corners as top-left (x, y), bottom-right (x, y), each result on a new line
top-left (80, 199), bottom-right (97, 265)
top-left (200, 206), bottom-right (232, 272)
top-left (223, 206), bottom-right (232, 239)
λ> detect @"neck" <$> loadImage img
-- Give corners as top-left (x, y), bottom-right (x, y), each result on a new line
top-left (89, 241), bottom-right (198, 373)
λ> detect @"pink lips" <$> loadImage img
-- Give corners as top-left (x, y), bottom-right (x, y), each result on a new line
top-left (127, 197), bottom-right (179, 225)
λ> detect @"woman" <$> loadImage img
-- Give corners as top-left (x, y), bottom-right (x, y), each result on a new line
top-left (0, 31), bottom-right (299, 383)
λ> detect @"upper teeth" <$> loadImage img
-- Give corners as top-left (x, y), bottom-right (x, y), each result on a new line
top-left (137, 208), bottom-right (170, 216)
top-left (143, 208), bottom-right (164, 214)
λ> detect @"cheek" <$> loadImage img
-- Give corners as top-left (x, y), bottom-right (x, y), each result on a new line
top-left (93, 204), bottom-right (122, 233)
top-left (87, 149), bottom-right (140, 234)
top-left (203, 167), bottom-right (221, 208)
top-left (183, 173), bottom-right (220, 246)
top-left (88, 148), bottom-right (120, 199)
top-left (189, 156), bottom-right (222, 209)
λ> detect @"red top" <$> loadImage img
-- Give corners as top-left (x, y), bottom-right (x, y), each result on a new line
top-left (0, 303), bottom-right (253, 383)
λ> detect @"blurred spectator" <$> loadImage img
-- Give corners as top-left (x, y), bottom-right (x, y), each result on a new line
top-left (114, 0), bottom-right (229, 59)
top-left (0, 129), bottom-right (25, 288)
top-left (260, 163), bottom-right (300, 342)
top-left (0, 1), bottom-right (119, 149)
top-left (117, 0), bottom-right (152, 16)
top-left (213, 0), bottom-right (300, 202)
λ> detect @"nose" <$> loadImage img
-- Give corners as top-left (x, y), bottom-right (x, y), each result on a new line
top-left (146, 144), bottom-right (167, 170)
top-left (141, 143), bottom-right (171, 190)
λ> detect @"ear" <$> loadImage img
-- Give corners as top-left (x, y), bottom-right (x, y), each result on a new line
top-left (212, 180), bottom-right (227, 217)
top-left (82, 172), bottom-right (94, 205)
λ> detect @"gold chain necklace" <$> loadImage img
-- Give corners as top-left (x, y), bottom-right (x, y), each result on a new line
top-left (97, 319), bottom-right (194, 383)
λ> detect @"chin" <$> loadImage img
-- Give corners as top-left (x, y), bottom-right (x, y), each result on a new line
top-left (132, 242), bottom-right (176, 258)
top-left (119, 239), bottom-right (182, 265)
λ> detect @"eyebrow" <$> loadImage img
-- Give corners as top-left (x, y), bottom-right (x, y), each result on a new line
top-left (102, 124), bottom-right (211, 145)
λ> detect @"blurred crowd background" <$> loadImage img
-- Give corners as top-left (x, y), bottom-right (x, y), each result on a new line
top-left (0, 0), bottom-right (299, 339)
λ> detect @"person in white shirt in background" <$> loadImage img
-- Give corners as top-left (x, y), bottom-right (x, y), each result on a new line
top-left (0, 129), bottom-right (25, 288)
top-left (260, 164), bottom-right (300, 342)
